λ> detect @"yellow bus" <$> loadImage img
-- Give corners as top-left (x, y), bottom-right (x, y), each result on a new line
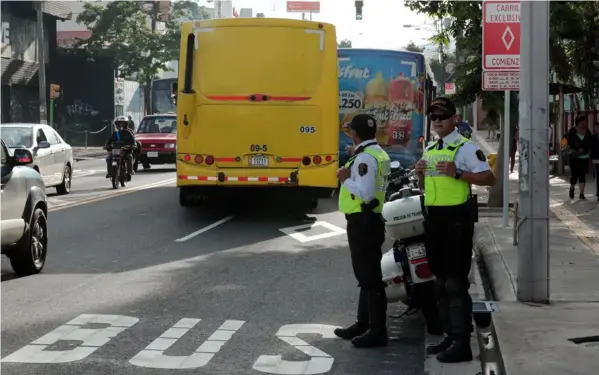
top-left (173, 18), bottom-right (339, 208)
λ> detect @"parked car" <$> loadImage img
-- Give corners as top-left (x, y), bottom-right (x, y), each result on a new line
top-left (0, 123), bottom-right (74, 194)
top-left (1, 139), bottom-right (49, 275)
top-left (134, 114), bottom-right (177, 171)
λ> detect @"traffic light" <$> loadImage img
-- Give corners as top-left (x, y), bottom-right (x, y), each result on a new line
top-left (171, 81), bottom-right (178, 105)
top-left (49, 83), bottom-right (61, 100)
top-left (355, 1), bottom-right (363, 20)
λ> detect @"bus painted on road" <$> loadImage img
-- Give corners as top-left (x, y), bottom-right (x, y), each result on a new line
top-left (174, 18), bottom-right (339, 207)
top-left (337, 49), bottom-right (428, 168)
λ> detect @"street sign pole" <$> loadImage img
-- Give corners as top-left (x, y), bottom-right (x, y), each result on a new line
top-left (517, 0), bottom-right (550, 303)
top-left (502, 90), bottom-right (510, 227)
top-left (482, 0), bottom-right (520, 226)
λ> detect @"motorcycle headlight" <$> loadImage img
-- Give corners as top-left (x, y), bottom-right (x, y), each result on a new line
top-left (165, 143), bottom-right (176, 148)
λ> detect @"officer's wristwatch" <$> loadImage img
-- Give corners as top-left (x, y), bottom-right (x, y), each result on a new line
top-left (455, 168), bottom-right (464, 179)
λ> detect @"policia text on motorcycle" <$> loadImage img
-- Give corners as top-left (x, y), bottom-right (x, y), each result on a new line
top-left (335, 114), bottom-right (391, 348)
top-left (415, 97), bottom-right (496, 363)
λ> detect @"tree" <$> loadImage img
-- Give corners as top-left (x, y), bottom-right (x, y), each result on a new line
top-left (338, 39), bottom-right (352, 48)
top-left (403, 41), bottom-right (424, 53)
top-left (76, 1), bottom-right (208, 114)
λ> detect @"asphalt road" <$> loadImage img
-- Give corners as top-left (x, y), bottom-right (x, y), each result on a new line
top-left (1, 159), bottom-right (425, 375)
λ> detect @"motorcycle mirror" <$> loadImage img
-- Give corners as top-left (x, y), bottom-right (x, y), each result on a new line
top-left (390, 161), bottom-right (401, 169)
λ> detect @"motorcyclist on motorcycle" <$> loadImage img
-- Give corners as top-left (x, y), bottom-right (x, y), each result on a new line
top-left (105, 116), bottom-right (135, 180)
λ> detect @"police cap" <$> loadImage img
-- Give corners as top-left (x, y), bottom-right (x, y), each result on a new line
top-left (350, 113), bottom-right (377, 139)
top-left (427, 96), bottom-right (457, 115)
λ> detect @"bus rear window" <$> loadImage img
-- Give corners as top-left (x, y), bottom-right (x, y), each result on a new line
top-left (196, 26), bottom-right (325, 97)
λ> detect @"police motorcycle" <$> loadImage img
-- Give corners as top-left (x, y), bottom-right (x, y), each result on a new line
top-left (380, 181), bottom-right (441, 331)
top-left (385, 161), bottom-right (419, 201)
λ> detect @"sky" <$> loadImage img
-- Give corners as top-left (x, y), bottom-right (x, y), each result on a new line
top-left (202, 0), bottom-right (436, 50)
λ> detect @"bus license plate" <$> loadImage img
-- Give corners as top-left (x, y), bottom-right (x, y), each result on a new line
top-left (147, 151), bottom-right (158, 158)
top-left (408, 245), bottom-right (426, 259)
top-left (249, 155), bottom-right (268, 167)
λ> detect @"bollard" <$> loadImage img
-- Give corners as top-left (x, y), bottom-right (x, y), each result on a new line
top-left (84, 130), bottom-right (88, 149)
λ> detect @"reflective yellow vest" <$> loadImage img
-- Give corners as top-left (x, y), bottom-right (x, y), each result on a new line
top-left (423, 137), bottom-right (470, 206)
top-left (339, 147), bottom-right (390, 214)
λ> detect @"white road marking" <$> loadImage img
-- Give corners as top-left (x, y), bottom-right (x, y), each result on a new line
top-left (130, 319), bottom-right (245, 369)
top-left (49, 178), bottom-right (176, 212)
top-left (1, 316), bottom-right (340, 373)
top-left (175, 216), bottom-right (235, 242)
top-left (279, 221), bottom-right (346, 243)
top-left (253, 324), bottom-right (340, 375)
top-left (0, 314), bottom-right (138, 363)
top-left (72, 169), bottom-right (100, 178)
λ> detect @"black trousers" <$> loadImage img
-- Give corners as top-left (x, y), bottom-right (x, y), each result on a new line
top-left (424, 203), bottom-right (473, 343)
top-left (569, 157), bottom-right (589, 185)
top-left (346, 212), bottom-right (386, 326)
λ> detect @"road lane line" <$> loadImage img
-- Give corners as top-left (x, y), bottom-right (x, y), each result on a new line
top-left (49, 178), bottom-right (176, 212)
top-left (175, 216), bottom-right (235, 242)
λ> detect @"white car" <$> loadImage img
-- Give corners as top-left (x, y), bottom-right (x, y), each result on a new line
top-left (0, 123), bottom-right (74, 195)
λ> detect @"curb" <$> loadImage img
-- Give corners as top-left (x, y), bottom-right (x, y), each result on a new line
top-left (423, 255), bottom-right (486, 375)
top-left (473, 220), bottom-right (517, 302)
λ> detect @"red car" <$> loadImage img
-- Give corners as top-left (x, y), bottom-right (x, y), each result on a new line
top-left (134, 114), bottom-right (177, 171)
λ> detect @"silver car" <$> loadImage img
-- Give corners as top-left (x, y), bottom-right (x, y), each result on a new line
top-left (0, 123), bottom-right (74, 194)
top-left (1, 139), bottom-right (49, 275)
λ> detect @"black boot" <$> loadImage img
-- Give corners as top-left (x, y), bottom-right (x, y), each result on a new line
top-left (351, 289), bottom-right (388, 348)
top-left (436, 278), bottom-right (473, 363)
top-left (436, 340), bottom-right (472, 363)
top-left (335, 288), bottom-right (368, 340)
top-left (426, 336), bottom-right (453, 355)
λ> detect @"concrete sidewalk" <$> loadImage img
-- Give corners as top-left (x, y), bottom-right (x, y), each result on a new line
top-left (472, 135), bottom-right (599, 374)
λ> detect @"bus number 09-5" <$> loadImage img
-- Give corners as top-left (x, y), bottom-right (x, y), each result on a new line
top-left (250, 144), bottom-right (267, 152)
top-left (300, 126), bottom-right (316, 133)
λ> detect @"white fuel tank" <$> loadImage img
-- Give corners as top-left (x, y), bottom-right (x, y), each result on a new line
top-left (381, 195), bottom-right (425, 240)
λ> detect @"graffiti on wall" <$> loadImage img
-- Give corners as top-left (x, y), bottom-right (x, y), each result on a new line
top-left (66, 100), bottom-right (100, 117)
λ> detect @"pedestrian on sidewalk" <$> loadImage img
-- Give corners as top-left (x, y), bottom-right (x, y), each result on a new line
top-left (334, 114), bottom-right (391, 348)
top-left (509, 125), bottom-right (519, 173)
top-left (591, 122), bottom-right (599, 201)
top-left (416, 97), bottom-right (496, 363)
top-left (567, 115), bottom-right (592, 200)
top-left (486, 120), bottom-right (497, 139)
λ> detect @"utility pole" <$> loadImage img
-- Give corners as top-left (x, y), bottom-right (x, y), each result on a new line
top-left (36, 1), bottom-right (48, 124)
top-left (517, 0), bottom-right (550, 303)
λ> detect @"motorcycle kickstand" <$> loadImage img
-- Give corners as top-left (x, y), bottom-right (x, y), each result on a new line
top-left (389, 307), bottom-right (419, 319)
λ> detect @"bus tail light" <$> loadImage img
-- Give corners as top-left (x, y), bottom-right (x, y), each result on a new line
top-left (313, 155), bottom-right (322, 164)
top-left (194, 155), bottom-right (204, 164)
top-left (205, 155), bottom-right (215, 165)
top-left (184, 154), bottom-right (191, 161)
top-left (325, 155), bottom-right (333, 162)
top-left (302, 156), bottom-right (311, 166)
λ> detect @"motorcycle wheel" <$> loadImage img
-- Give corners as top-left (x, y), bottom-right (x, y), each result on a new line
top-left (119, 162), bottom-right (126, 187)
top-left (111, 165), bottom-right (119, 189)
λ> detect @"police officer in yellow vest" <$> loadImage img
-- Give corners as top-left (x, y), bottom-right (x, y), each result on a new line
top-left (415, 97), bottom-right (496, 363)
top-left (334, 114), bottom-right (391, 348)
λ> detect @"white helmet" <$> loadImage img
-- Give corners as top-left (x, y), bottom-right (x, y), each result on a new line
top-left (381, 249), bottom-right (409, 304)
top-left (114, 115), bottom-right (128, 129)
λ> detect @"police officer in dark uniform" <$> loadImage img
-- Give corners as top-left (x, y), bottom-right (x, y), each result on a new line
top-left (415, 97), bottom-right (496, 362)
top-left (334, 114), bottom-right (391, 348)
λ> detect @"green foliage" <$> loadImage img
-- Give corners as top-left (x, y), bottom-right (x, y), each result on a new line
top-left (76, 1), bottom-right (208, 84)
top-left (338, 39), bottom-right (352, 48)
top-left (403, 41), bottom-right (424, 53)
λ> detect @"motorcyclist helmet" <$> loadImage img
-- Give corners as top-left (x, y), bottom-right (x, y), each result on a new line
top-left (114, 115), bottom-right (129, 130)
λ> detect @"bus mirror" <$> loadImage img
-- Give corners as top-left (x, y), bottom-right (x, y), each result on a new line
top-left (171, 82), bottom-right (178, 105)
top-left (178, 92), bottom-right (196, 126)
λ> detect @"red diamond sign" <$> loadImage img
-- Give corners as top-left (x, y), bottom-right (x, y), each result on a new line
top-left (483, 0), bottom-right (520, 71)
